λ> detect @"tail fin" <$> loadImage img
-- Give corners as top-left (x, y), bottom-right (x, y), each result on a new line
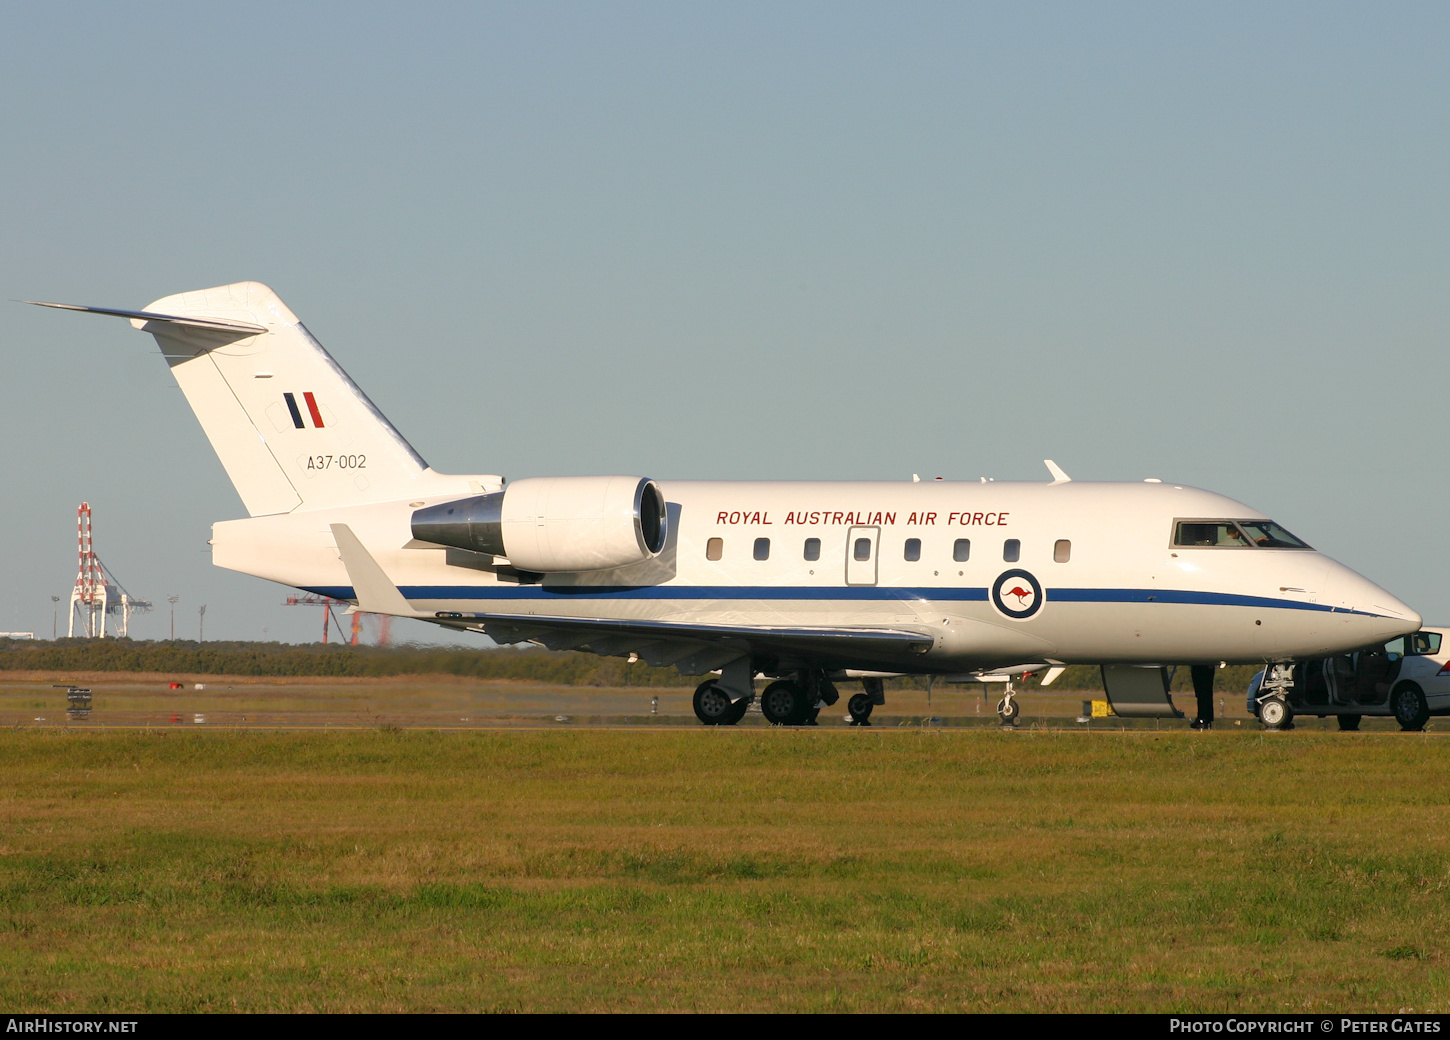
top-left (39, 282), bottom-right (430, 516)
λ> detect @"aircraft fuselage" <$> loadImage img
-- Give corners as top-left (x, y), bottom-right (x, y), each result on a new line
top-left (213, 476), bottom-right (1417, 673)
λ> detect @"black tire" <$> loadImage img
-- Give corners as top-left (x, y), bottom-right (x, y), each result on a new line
top-left (692, 680), bottom-right (734, 726)
top-left (997, 698), bottom-right (1021, 725)
top-left (761, 680), bottom-right (810, 726)
top-left (723, 696), bottom-right (750, 725)
top-left (847, 692), bottom-right (874, 724)
top-left (1259, 696), bottom-right (1291, 730)
top-left (1337, 714), bottom-right (1362, 732)
top-left (1392, 682), bottom-right (1430, 732)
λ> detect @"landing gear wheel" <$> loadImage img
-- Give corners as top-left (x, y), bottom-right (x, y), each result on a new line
top-left (761, 680), bottom-right (810, 726)
top-left (693, 680), bottom-right (735, 726)
top-left (1392, 682), bottom-right (1430, 732)
top-left (1259, 696), bottom-right (1291, 730)
top-left (1337, 714), bottom-right (1362, 732)
top-left (724, 696), bottom-right (750, 725)
top-left (847, 692), bottom-right (874, 725)
top-left (997, 697), bottom-right (1020, 726)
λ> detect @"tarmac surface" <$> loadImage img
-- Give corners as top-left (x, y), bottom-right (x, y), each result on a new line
top-left (0, 673), bottom-right (1424, 732)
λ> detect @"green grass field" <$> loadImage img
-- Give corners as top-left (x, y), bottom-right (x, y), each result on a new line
top-left (3, 727), bottom-right (1449, 1012)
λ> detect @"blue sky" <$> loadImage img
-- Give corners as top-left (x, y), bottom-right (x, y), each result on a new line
top-left (2, 2), bottom-right (1447, 642)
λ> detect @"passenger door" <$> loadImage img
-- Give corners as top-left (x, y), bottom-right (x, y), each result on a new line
top-left (1352, 644), bottom-right (1401, 705)
top-left (845, 526), bottom-right (880, 586)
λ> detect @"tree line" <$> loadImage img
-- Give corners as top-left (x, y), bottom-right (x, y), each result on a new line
top-left (0, 637), bottom-right (1261, 693)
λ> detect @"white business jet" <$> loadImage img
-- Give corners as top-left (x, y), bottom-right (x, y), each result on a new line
top-left (32, 282), bottom-right (1421, 726)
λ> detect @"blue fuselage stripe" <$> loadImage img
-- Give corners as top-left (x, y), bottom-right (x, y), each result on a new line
top-left (302, 584), bottom-right (1375, 616)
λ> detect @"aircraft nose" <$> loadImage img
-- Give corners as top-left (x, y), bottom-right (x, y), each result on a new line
top-left (1326, 564), bottom-right (1421, 642)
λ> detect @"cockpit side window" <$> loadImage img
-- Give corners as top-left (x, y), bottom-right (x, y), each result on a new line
top-left (1174, 521), bottom-right (1252, 548)
top-left (1173, 519), bottom-right (1313, 549)
top-left (1237, 520), bottom-right (1312, 549)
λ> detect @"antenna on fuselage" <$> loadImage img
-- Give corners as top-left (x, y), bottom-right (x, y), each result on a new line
top-left (1044, 460), bottom-right (1071, 485)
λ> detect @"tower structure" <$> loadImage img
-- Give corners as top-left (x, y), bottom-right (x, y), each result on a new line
top-left (67, 502), bottom-right (151, 638)
top-left (283, 593), bottom-right (346, 643)
top-left (69, 503), bottom-right (106, 638)
top-left (282, 594), bottom-right (392, 645)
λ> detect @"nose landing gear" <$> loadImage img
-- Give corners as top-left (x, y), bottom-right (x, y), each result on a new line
top-left (1257, 663), bottom-right (1296, 731)
top-left (1257, 695), bottom-right (1293, 730)
top-left (995, 681), bottom-right (1020, 726)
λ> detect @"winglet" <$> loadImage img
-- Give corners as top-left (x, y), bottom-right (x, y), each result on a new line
top-left (330, 524), bottom-right (417, 616)
top-left (1044, 460), bottom-right (1071, 484)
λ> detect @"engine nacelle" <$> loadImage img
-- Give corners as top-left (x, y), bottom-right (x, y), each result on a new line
top-left (410, 475), bottom-right (668, 573)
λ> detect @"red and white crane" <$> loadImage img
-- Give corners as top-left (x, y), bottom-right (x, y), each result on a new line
top-left (282, 593), bottom-right (393, 645)
top-left (68, 502), bottom-right (151, 638)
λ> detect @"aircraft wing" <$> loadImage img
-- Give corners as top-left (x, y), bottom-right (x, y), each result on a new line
top-left (460, 611), bottom-right (936, 674)
top-left (329, 522), bottom-right (935, 673)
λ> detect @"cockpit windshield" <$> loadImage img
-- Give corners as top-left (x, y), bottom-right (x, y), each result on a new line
top-left (1236, 520), bottom-right (1311, 549)
top-left (1173, 519), bottom-right (1312, 550)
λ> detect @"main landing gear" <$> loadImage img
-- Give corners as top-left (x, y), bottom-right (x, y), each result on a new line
top-left (848, 677), bottom-right (884, 726)
top-left (760, 671), bottom-right (841, 726)
top-left (692, 669), bottom-right (887, 727)
top-left (761, 679), bottom-right (813, 725)
top-left (692, 678), bottom-right (749, 726)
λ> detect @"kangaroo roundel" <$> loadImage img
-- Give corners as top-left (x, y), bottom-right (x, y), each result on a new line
top-left (992, 569), bottom-right (1043, 620)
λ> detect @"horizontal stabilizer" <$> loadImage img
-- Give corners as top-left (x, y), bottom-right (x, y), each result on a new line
top-left (25, 301), bottom-right (267, 334)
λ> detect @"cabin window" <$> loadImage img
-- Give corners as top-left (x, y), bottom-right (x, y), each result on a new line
top-left (854, 538), bottom-right (872, 562)
top-left (1054, 539), bottom-right (1071, 563)
top-left (706, 537), bottom-right (723, 561)
top-left (904, 538), bottom-right (921, 562)
top-left (953, 538), bottom-right (970, 562)
top-left (753, 537), bottom-right (770, 561)
top-left (803, 537), bottom-right (821, 561)
top-left (1003, 539), bottom-right (1020, 563)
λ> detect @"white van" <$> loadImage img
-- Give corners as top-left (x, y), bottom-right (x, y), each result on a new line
top-left (1248, 627), bottom-right (1450, 731)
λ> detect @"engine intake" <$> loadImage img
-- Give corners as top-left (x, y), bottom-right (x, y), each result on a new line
top-left (411, 476), bottom-right (668, 573)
